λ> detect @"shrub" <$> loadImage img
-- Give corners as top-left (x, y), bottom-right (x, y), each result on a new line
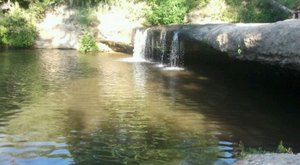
top-left (79, 32), bottom-right (99, 53)
top-left (145, 0), bottom-right (201, 25)
top-left (237, 140), bottom-right (293, 158)
top-left (1, 16), bottom-right (37, 47)
top-left (75, 9), bottom-right (98, 28)
top-left (224, 0), bottom-right (289, 23)
top-left (0, 3), bottom-right (37, 48)
top-left (278, 0), bottom-right (300, 9)
top-left (277, 141), bottom-right (293, 153)
top-left (0, 13), bottom-right (6, 45)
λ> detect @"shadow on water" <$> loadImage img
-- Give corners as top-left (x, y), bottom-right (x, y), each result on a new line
top-left (0, 50), bottom-right (42, 127)
top-left (169, 51), bottom-right (300, 152)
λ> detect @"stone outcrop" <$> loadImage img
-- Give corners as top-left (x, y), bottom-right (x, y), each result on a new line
top-left (184, 20), bottom-right (300, 70)
top-left (35, 3), bottom-right (145, 52)
top-left (140, 20), bottom-right (300, 71)
top-left (35, 6), bottom-right (80, 49)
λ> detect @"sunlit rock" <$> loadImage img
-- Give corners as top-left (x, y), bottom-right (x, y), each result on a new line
top-left (35, 1), bottom-right (147, 51)
top-left (134, 19), bottom-right (300, 71)
top-left (35, 6), bottom-right (80, 49)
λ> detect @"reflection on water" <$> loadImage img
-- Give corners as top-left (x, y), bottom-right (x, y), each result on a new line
top-left (0, 50), bottom-right (299, 165)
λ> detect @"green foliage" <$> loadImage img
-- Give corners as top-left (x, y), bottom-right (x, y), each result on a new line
top-left (28, 0), bottom-right (61, 20)
top-left (277, 140), bottom-right (293, 153)
top-left (224, 0), bottom-right (289, 23)
top-left (79, 32), bottom-right (99, 53)
top-left (0, 13), bottom-right (6, 44)
top-left (0, 27), bottom-right (7, 45)
top-left (4, 0), bottom-right (110, 10)
top-left (75, 8), bottom-right (98, 27)
top-left (238, 146), bottom-right (269, 158)
top-left (0, 3), bottom-right (37, 48)
top-left (64, 0), bottom-right (119, 8)
top-left (278, 0), bottom-right (300, 9)
top-left (145, 0), bottom-right (202, 25)
top-left (236, 141), bottom-right (267, 158)
top-left (237, 141), bottom-right (293, 158)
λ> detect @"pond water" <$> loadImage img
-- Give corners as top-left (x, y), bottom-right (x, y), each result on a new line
top-left (0, 50), bottom-right (299, 165)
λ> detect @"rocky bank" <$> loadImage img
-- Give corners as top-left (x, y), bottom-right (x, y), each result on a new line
top-left (234, 153), bottom-right (300, 165)
top-left (141, 19), bottom-right (300, 71)
top-left (35, 5), bottom-right (300, 71)
top-left (34, 4), bottom-right (145, 52)
top-left (182, 20), bottom-right (300, 71)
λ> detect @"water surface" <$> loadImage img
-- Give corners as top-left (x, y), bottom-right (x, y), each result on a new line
top-left (0, 50), bottom-right (299, 165)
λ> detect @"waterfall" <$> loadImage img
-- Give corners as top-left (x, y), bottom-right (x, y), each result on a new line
top-left (133, 29), bottom-right (148, 60)
top-left (159, 29), bottom-right (167, 66)
top-left (170, 31), bottom-right (183, 67)
top-left (145, 32), bottom-right (154, 61)
top-left (131, 28), bottom-right (184, 69)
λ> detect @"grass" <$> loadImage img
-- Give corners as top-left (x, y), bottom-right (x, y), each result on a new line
top-left (237, 141), bottom-right (293, 158)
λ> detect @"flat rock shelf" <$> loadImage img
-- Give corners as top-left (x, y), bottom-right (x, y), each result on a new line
top-left (134, 19), bottom-right (300, 71)
top-left (234, 153), bottom-right (300, 165)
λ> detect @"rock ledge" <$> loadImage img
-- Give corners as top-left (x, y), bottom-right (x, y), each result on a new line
top-left (234, 153), bottom-right (300, 165)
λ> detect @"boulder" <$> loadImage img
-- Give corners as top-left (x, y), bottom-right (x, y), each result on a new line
top-left (182, 20), bottom-right (300, 70)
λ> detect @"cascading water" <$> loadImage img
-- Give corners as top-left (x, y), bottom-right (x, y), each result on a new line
top-left (133, 29), bottom-right (149, 60)
top-left (132, 28), bottom-right (184, 69)
top-left (169, 31), bottom-right (183, 67)
top-left (159, 29), bottom-right (167, 66)
top-left (145, 32), bottom-right (154, 61)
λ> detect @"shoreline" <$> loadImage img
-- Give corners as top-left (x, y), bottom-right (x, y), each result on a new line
top-left (234, 153), bottom-right (300, 165)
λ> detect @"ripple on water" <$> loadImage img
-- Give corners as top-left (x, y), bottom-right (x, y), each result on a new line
top-left (0, 51), bottom-right (241, 164)
top-left (0, 132), bottom-right (72, 164)
top-left (119, 57), bottom-right (148, 63)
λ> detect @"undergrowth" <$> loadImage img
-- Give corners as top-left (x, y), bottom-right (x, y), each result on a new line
top-left (0, 3), bottom-right (37, 48)
top-left (79, 32), bottom-right (99, 53)
top-left (237, 141), bottom-right (293, 158)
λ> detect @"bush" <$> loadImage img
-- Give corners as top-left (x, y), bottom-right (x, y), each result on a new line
top-left (0, 3), bottom-right (37, 48)
top-left (224, 0), bottom-right (289, 23)
top-left (0, 13), bottom-right (6, 45)
top-left (79, 32), bottom-right (99, 53)
top-left (1, 16), bottom-right (37, 48)
top-left (277, 141), bottom-right (293, 153)
top-left (75, 9), bottom-right (98, 28)
top-left (145, 0), bottom-right (201, 25)
top-left (278, 0), bottom-right (300, 9)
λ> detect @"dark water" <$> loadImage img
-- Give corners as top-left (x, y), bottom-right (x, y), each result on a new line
top-left (0, 50), bottom-right (299, 165)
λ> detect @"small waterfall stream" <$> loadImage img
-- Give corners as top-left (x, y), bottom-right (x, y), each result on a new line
top-left (170, 31), bottom-right (182, 67)
top-left (133, 29), bottom-right (148, 60)
top-left (159, 29), bottom-right (167, 66)
top-left (132, 28), bottom-right (184, 69)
